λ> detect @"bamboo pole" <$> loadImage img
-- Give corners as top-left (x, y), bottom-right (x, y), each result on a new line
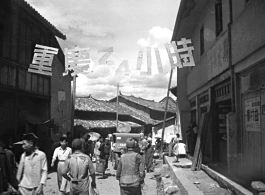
top-left (71, 75), bottom-right (76, 137)
top-left (160, 69), bottom-right (173, 157)
top-left (116, 83), bottom-right (119, 131)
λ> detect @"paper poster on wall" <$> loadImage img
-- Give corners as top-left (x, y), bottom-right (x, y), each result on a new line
top-left (245, 97), bottom-right (260, 131)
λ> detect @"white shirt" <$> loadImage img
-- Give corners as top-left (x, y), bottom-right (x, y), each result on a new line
top-left (94, 141), bottom-right (101, 155)
top-left (173, 143), bottom-right (186, 155)
top-left (52, 146), bottom-right (72, 161)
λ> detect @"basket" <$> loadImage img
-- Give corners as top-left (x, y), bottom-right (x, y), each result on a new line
top-left (96, 159), bottom-right (105, 173)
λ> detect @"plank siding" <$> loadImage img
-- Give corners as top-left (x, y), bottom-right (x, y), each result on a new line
top-left (19, 69), bottom-right (26, 90)
top-left (31, 73), bottom-right (38, 93)
top-left (8, 66), bottom-right (16, 87)
top-left (25, 72), bottom-right (31, 91)
top-left (19, 20), bottom-right (26, 65)
top-left (38, 76), bottom-right (44, 94)
top-left (1, 65), bottom-right (8, 85)
top-left (3, 15), bottom-right (11, 59)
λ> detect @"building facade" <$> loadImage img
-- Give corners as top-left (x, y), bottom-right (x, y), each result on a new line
top-left (0, 0), bottom-right (71, 153)
top-left (173, 0), bottom-right (265, 186)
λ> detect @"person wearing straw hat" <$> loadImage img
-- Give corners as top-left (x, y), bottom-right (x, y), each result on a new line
top-left (16, 133), bottom-right (47, 195)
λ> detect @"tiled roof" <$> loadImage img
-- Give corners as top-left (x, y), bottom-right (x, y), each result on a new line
top-left (74, 119), bottom-right (141, 129)
top-left (159, 96), bottom-right (178, 112)
top-left (117, 95), bottom-right (177, 113)
top-left (16, 0), bottom-right (66, 40)
top-left (75, 97), bottom-right (160, 125)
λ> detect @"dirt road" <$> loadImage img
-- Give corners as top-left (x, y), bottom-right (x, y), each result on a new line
top-left (44, 162), bottom-right (157, 195)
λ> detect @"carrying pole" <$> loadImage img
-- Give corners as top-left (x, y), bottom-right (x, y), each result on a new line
top-left (160, 69), bottom-right (173, 157)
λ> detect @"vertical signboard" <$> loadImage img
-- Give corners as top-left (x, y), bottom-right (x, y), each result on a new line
top-left (245, 97), bottom-right (261, 131)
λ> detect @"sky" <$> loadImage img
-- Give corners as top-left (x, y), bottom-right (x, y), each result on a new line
top-left (25, 0), bottom-right (180, 101)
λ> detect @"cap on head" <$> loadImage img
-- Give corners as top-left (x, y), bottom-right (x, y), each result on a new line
top-left (62, 134), bottom-right (67, 138)
top-left (126, 138), bottom-right (136, 148)
top-left (72, 139), bottom-right (82, 150)
top-left (23, 133), bottom-right (39, 142)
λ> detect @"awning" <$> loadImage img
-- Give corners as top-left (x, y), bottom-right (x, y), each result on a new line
top-left (19, 106), bottom-right (60, 128)
top-left (170, 86), bottom-right (177, 97)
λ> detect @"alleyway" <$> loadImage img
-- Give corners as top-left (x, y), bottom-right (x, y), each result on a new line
top-left (44, 161), bottom-right (157, 195)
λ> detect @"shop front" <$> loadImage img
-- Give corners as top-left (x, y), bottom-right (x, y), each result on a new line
top-left (239, 65), bottom-right (265, 182)
top-left (212, 80), bottom-right (231, 167)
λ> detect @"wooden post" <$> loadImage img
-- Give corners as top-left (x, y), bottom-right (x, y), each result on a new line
top-left (116, 83), bottom-right (119, 132)
top-left (71, 76), bottom-right (76, 137)
top-left (160, 69), bottom-right (173, 156)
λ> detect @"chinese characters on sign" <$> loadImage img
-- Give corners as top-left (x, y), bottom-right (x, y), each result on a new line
top-left (98, 47), bottom-right (114, 65)
top-left (28, 44), bottom-right (58, 76)
top-left (115, 60), bottom-right (130, 76)
top-left (245, 97), bottom-right (260, 132)
top-left (165, 38), bottom-right (195, 69)
top-left (63, 46), bottom-right (90, 76)
top-left (136, 47), bottom-right (164, 76)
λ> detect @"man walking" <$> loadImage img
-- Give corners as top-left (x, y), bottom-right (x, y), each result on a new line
top-left (116, 138), bottom-right (145, 195)
top-left (62, 139), bottom-right (96, 195)
top-left (145, 137), bottom-right (154, 173)
top-left (16, 133), bottom-right (48, 195)
top-left (51, 136), bottom-right (72, 194)
top-left (94, 138), bottom-right (102, 161)
top-left (0, 140), bottom-right (19, 194)
top-left (99, 138), bottom-right (111, 178)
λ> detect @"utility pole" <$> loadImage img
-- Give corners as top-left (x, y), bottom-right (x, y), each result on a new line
top-left (160, 69), bottom-right (173, 157)
top-left (116, 83), bottom-right (119, 131)
top-left (71, 75), bottom-right (76, 136)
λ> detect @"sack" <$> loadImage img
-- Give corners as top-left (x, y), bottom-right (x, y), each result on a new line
top-left (96, 159), bottom-right (105, 173)
top-left (0, 150), bottom-right (9, 193)
top-left (103, 144), bottom-right (110, 155)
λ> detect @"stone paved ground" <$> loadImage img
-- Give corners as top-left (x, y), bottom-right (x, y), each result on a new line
top-left (44, 161), bottom-right (158, 195)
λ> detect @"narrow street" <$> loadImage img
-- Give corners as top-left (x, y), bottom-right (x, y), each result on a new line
top-left (44, 161), bottom-right (157, 195)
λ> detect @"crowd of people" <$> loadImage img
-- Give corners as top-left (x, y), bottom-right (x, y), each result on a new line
top-left (0, 130), bottom-right (188, 195)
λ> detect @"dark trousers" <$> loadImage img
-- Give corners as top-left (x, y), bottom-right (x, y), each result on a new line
top-left (120, 185), bottom-right (142, 195)
top-left (104, 155), bottom-right (109, 170)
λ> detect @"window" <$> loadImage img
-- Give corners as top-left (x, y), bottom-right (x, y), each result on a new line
top-left (200, 25), bottom-right (204, 56)
top-left (215, 0), bottom-right (223, 37)
top-left (0, 24), bottom-right (4, 57)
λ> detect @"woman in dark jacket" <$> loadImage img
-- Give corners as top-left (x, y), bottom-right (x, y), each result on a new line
top-left (145, 138), bottom-right (154, 172)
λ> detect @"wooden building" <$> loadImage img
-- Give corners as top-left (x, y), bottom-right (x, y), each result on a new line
top-left (173, 0), bottom-right (265, 187)
top-left (110, 94), bottom-right (178, 135)
top-left (0, 0), bottom-right (71, 157)
top-left (74, 95), bottom-right (179, 138)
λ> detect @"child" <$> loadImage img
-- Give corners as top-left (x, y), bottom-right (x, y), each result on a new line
top-left (173, 139), bottom-right (186, 163)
